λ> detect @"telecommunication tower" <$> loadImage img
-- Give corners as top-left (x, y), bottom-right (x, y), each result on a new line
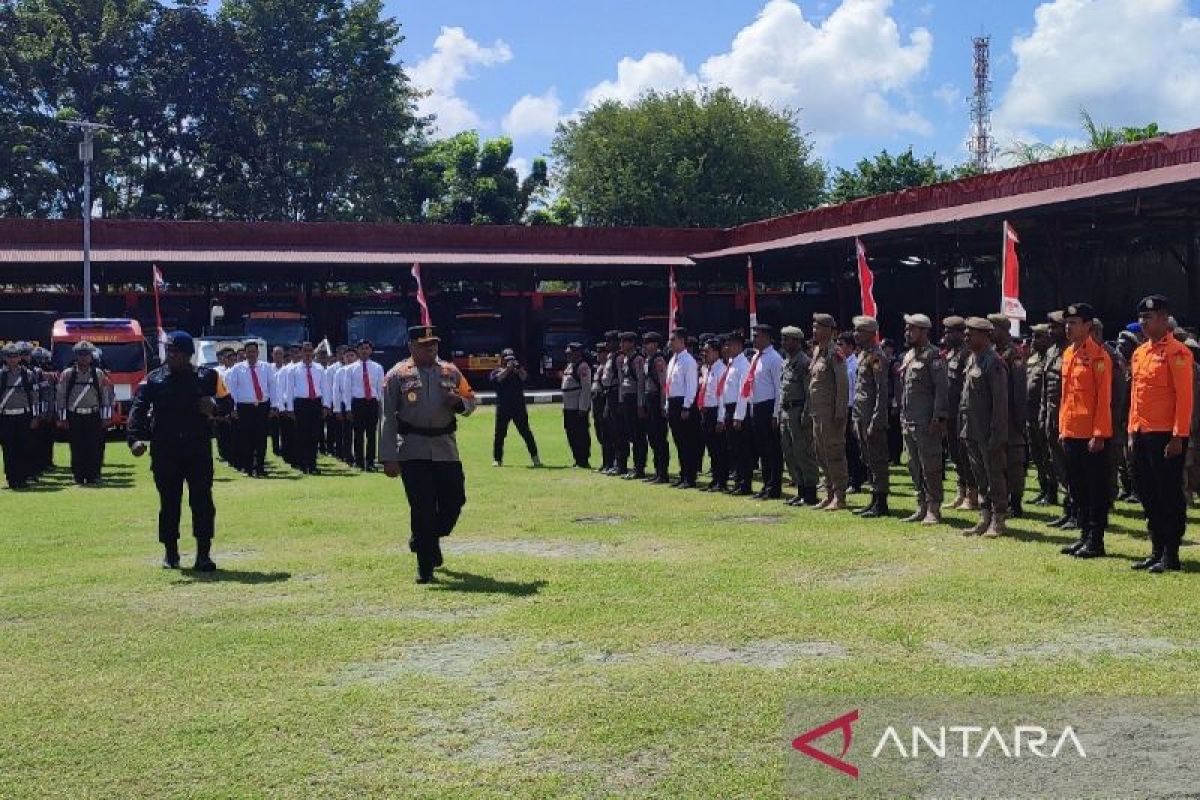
top-left (969, 35), bottom-right (993, 172)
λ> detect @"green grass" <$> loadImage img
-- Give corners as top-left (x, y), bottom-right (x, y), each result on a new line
top-left (1, 405), bottom-right (1198, 798)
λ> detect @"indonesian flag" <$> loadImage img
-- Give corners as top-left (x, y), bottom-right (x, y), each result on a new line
top-left (668, 266), bottom-right (680, 331)
top-left (747, 256), bottom-right (758, 330)
top-left (855, 238), bottom-right (877, 319)
top-left (151, 265), bottom-right (167, 362)
top-left (1001, 221), bottom-right (1026, 330)
top-left (411, 262), bottom-right (431, 327)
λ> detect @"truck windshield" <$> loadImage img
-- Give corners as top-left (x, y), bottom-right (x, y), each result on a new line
top-left (347, 315), bottom-right (408, 348)
top-left (53, 342), bottom-right (145, 373)
top-left (245, 319), bottom-right (306, 347)
top-left (453, 330), bottom-right (505, 355)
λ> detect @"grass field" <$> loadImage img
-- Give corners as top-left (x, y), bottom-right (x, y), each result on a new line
top-left (2, 405), bottom-right (1198, 798)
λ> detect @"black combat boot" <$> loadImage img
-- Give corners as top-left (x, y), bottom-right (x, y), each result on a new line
top-left (1060, 533), bottom-right (1087, 555)
top-left (162, 540), bottom-right (180, 570)
top-left (1048, 499), bottom-right (1074, 528)
top-left (1008, 494), bottom-right (1024, 519)
top-left (1073, 529), bottom-right (1106, 558)
top-left (193, 537), bottom-right (217, 572)
top-left (860, 493), bottom-right (888, 518)
top-left (1148, 545), bottom-right (1182, 574)
top-left (854, 493), bottom-right (879, 516)
top-left (801, 486), bottom-right (821, 506)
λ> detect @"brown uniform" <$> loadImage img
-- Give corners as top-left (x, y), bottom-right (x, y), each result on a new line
top-left (809, 340), bottom-right (849, 495)
top-left (899, 343), bottom-right (949, 508)
top-left (944, 344), bottom-right (976, 491)
top-left (960, 347), bottom-right (1009, 513)
top-left (853, 345), bottom-right (890, 496)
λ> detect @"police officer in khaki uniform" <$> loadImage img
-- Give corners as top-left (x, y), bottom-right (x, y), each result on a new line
top-left (809, 313), bottom-right (850, 510)
top-left (381, 325), bottom-right (477, 584)
top-left (1042, 311), bottom-right (1076, 529)
top-left (960, 317), bottom-right (1010, 537)
top-left (898, 313), bottom-right (949, 525)
top-left (778, 325), bottom-right (819, 506)
top-left (561, 342), bottom-right (592, 468)
top-left (851, 316), bottom-right (891, 517)
top-left (987, 313), bottom-right (1029, 518)
top-left (942, 316), bottom-right (978, 510)
top-left (56, 340), bottom-right (114, 485)
top-left (1026, 324), bottom-right (1057, 505)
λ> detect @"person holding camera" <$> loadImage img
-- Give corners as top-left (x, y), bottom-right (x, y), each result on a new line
top-left (489, 348), bottom-right (542, 467)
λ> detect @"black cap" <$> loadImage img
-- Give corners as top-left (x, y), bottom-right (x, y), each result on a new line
top-left (702, 337), bottom-right (721, 350)
top-left (1138, 294), bottom-right (1170, 314)
top-left (642, 332), bottom-right (663, 344)
top-left (619, 331), bottom-right (638, 342)
top-left (727, 329), bottom-right (746, 342)
top-left (1063, 302), bottom-right (1095, 322)
top-left (408, 325), bottom-right (440, 343)
top-left (752, 323), bottom-right (774, 336)
top-left (604, 329), bottom-right (620, 341)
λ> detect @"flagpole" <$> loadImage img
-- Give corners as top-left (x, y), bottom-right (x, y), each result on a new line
top-left (152, 265), bottom-right (166, 362)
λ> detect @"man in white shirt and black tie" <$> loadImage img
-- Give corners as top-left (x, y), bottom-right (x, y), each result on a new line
top-left (665, 327), bottom-right (701, 488)
top-left (736, 323), bottom-right (785, 500)
top-left (282, 341), bottom-right (326, 474)
top-left (340, 339), bottom-right (385, 471)
top-left (225, 340), bottom-right (275, 477)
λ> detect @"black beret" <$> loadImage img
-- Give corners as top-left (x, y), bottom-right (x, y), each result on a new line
top-left (1063, 302), bottom-right (1095, 322)
top-left (1138, 294), bottom-right (1170, 314)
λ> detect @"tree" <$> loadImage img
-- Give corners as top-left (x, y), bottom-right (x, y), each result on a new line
top-left (418, 132), bottom-right (549, 224)
top-left (1003, 109), bottom-right (1165, 165)
top-left (829, 147), bottom-right (955, 204)
top-left (551, 88), bottom-right (825, 227)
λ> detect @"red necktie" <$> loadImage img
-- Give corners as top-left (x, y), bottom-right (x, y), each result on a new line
top-left (697, 369), bottom-right (707, 409)
top-left (716, 364), bottom-right (729, 403)
top-left (742, 353), bottom-right (761, 399)
top-left (362, 361), bottom-right (373, 400)
top-left (305, 365), bottom-right (316, 399)
top-left (250, 364), bottom-right (263, 402)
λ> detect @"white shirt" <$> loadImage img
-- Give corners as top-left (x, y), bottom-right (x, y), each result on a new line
top-left (321, 363), bottom-right (340, 409)
top-left (270, 362), bottom-right (291, 410)
top-left (721, 353), bottom-right (750, 423)
top-left (700, 359), bottom-right (726, 410)
top-left (225, 360), bottom-right (275, 405)
top-left (282, 361), bottom-right (325, 410)
top-left (339, 358), bottom-right (385, 409)
top-left (665, 349), bottom-right (699, 409)
top-left (846, 353), bottom-right (859, 409)
top-left (734, 345), bottom-right (784, 421)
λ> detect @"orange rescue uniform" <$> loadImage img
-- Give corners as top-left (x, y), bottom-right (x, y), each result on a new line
top-left (1058, 336), bottom-right (1113, 439)
top-left (1128, 335), bottom-right (1194, 436)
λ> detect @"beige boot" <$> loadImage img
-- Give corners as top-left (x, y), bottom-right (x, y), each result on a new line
top-left (964, 509), bottom-right (991, 536)
top-left (963, 488), bottom-right (980, 511)
top-left (983, 511), bottom-right (1007, 538)
top-left (944, 486), bottom-right (966, 510)
top-left (814, 490), bottom-right (833, 510)
top-left (825, 491), bottom-right (848, 511)
top-left (921, 507), bottom-right (942, 526)
top-left (901, 503), bottom-right (927, 523)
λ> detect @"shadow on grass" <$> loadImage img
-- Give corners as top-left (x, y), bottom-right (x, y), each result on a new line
top-left (175, 569), bottom-right (291, 584)
top-left (431, 569), bottom-right (546, 596)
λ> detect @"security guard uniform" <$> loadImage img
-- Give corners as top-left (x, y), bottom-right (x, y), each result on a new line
top-left (851, 316), bottom-right (891, 517)
top-left (57, 341), bottom-right (114, 485)
top-left (898, 314), bottom-right (949, 524)
top-left (0, 342), bottom-right (38, 489)
top-left (809, 314), bottom-right (850, 509)
top-left (380, 325), bottom-right (477, 583)
top-left (942, 316), bottom-right (977, 509)
top-left (617, 333), bottom-right (647, 478)
top-left (959, 318), bottom-right (1009, 537)
top-left (1041, 312), bottom-right (1075, 528)
top-left (987, 314), bottom-right (1029, 517)
top-left (561, 343), bottom-right (592, 468)
top-left (1025, 325), bottom-right (1057, 504)
top-left (642, 333), bottom-right (671, 482)
top-left (778, 326), bottom-right (819, 506)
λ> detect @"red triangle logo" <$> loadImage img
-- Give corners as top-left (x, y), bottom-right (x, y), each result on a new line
top-left (791, 709), bottom-right (860, 779)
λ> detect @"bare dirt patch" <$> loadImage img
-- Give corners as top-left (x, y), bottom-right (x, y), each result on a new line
top-left (647, 639), bottom-right (848, 668)
top-left (715, 514), bottom-right (787, 525)
top-left (929, 633), bottom-right (1184, 667)
top-left (329, 636), bottom-right (515, 686)
top-left (311, 604), bottom-right (501, 623)
top-left (442, 539), bottom-right (617, 559)
top-left (572, 515), bottom-right (625, 525)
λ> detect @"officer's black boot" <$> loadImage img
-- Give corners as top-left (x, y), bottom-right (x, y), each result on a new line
top-left (162, 540), bottom-right (180, 570)
top-left (1048, 499), bottom-right (1073, 528)
top-left (854, 493), bottom-right (878, 516)
top-left (1060, 531), bottom-right (1087, 555)
top-left (415, 549), bottom-right (435, 583)
top-left (802, 485), bottom-right (820, 506)
top-left (193, 537), bottom-right (217, 572)
top-left (1149, 544), bottom-right (1182, 574)
top-left (860, 493), bottom-right (888, 518)
top-left (1030, 487), bottom-right (1046, 505)
top-left (1074, 528), bottom-right (1106, 558)
top-left (1132, 530), bottom-right (1163, 570)
top-left (1008, 494), bottom-right (1024, 519)
top-left (433, 540), bottom-right (444, 568)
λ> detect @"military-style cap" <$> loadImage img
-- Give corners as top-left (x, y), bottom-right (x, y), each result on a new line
top-left (32, 347), bottom-right (49, 360)
top-left (1031, 323), bottom-right (1051, 334)
top-left (942, 315), bottom-right (966, 330)
top-left (1, 342), bottom-right (19, 357)
top-left (595, 340), bottom-right (609, 349)
top-left (727, 329), bottom-right (746, 342)
top-left (642, 332), bottom-right (663, 344)
top-left (604, 329), bottom-right (620, 341)
top-left (166, 330), bottom-right (195, 355)
top-left (986, 313), bottom-right (1011, 328)
top-left (1138, 294), bottom-right (1170, 313)
top-left (1046, 310), bottom-right (1065, 324)
top-left (965, 316), bottom-right (995, 332)
top-left (812, 313), bottom-right (838, 329)
top-left (903, 313), bottom-right (932, 329)
top-left (702, 337), bottom-right (722, 350)
top-left (501, 348), bottom-right (515, 357)
top-left (852, 315), bottom-right (879, 333)
top-left (1063, 302), bottom-right (1095, 322)
top-left (16, 341), bottom-right (31, 355)
top-left (408, 324), bottom-right (440, 344)
top-left (752, 323), bottom-right (774, 336)
top-left (72, 340), bottom-right (94, 354)
top-left (618, 331), bottom-right (638, 342)
top-left (780, 325), bottom-right (804, 339)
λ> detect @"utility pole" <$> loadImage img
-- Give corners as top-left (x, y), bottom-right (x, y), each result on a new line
top-left (969, 36), bottom-right (993, 173)
top-left (62, 120), bottom-right (111, 318)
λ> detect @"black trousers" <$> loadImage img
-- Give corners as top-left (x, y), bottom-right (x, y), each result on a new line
top-left (351, 398), bottom-right (380, 467)
top-left (269, 413), bottom-right (281, 455)
top-left (668, 397), bottom-right (702, 482)
top-left (619, 396), bottom-right (647, 473)
top-left (279, 412), bottom-right (294, 463)
top-left (326, 414), bottom-right (343, 459)
top-left (292, 398), bottom-right (322, 472)
top-left (701, 406), bottom-right (729, 485)
top-left (0, 413), bottom-right (32, 486)
top-left (236, 403), bottom-right (270, 474)
top-left (846, 415), bottom-right (867, 488)
top-left (725, 403), bottom-right (755, 489)
top-left (1132, 431), bottom-right (1188, 556)
top-left (1063, 437), bottom-right (1111, 541)
top-left (563, 408), bottom-right (591, 466)
top-left (67, 411), bottom-right (104, 481)
top-left (399, 460), bottom-right (466, 577)
top-left (151, 438), bottom-right (215, 542)
top-left (35, 417), bottom-right (54, 472)
top-left (493, 405), bottom-right (538, 463)
top-left (215, 418), bottom-right (235, 466)
top-left (752, 399), bottom-right (783, 495)
top-left (593, 393), bottom-right (610, 467)
top-left (340, 413), bottom-right (354, 463)
top-left (645, 394), bottom-right (670, 478)
top-left (605, 390), bottom-right (624, 468)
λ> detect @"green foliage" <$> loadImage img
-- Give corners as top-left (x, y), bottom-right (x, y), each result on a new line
top-left (1005, 109), bottom-right (1165, 166)
top-left (828, 147), bottom-right (957, 204)
top-left (418, 132), bottom-right (548, 225)
top-left (551, 87), bottom-right (825, 227)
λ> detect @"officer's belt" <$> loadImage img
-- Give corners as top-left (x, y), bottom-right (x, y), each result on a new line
top-left (1, 408), bottom-right (30, 416)
top-left (69, 407), bottom-right (99, 415)
top-left (396, 418), bottom-right (457, 436)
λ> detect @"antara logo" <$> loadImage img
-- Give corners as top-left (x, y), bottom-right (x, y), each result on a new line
top-left (792, 711), bottom-right (1087, 779)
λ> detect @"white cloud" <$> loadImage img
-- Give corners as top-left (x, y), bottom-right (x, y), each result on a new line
top-left (510, 156), bottom-right (531, 180)
top-left (934, 82), bottom-right (961, 109)
top-left (502, 89), bottom-right (564, 138)
top-left (581, 52), bottom-right (699, 107)
top-left (996, 0), bottom-right (1200, 133)
top-left (410, 26), bottom-right (513, 135)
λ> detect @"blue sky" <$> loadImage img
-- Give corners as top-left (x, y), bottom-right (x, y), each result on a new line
top-left (389, 0), bottom-right (1200, 176)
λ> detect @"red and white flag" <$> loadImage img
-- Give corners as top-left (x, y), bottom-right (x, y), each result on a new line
top-left (411, 262), bottom-right (431, 327)
top-left (747, 256), bottom-right (758, 330)
top-left (1000, 220), bottom-right (1026, 332)
top-left (668, 266), bottom-right (680, 332)
top-left (151, 265), bottom-right (167, 362)
top-left (855, 238), bottom-right (877, 319)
